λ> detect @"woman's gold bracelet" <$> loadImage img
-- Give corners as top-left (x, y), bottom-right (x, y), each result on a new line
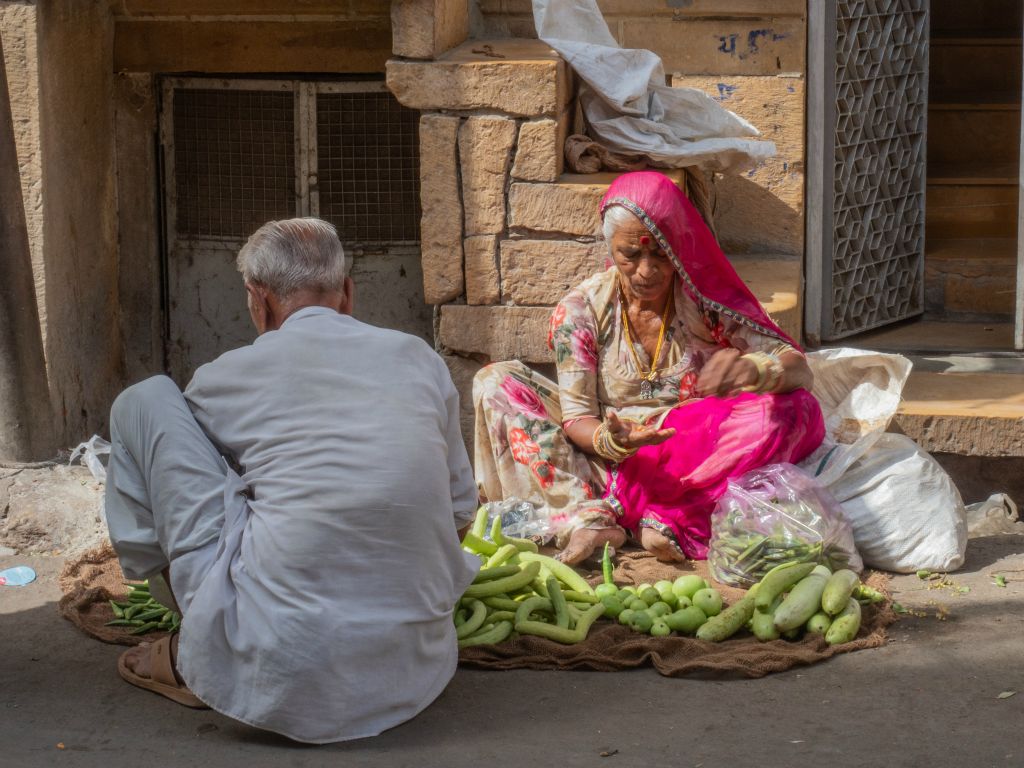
top-left (740, 352), bottom-right (784, 394)
top-left (592, 420), bottom-right (638, 463)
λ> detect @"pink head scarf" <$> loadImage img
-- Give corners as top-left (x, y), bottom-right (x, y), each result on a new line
top-left (600, 171), bottom-right (800, 350)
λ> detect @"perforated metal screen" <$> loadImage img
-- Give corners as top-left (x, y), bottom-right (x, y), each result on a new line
top-left (316, 91), bottom-right (421, 243)
top-left (172, 88), bottom-right (296, 239)
top-left (828, 0), bottom-right (928, 337)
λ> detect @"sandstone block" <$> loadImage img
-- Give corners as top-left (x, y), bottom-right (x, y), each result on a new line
top-left (459, 116), bottom-right (517, 236)
top-left (500, 239), bottom-right (607, 305)
top-left (508, 177), bottom-right (608, 237)
top-left (387, 39), bottom-right (569, 117)
top-left (391, 0), bottom-right (468, 59)
top-left (440, 305), bottom-right (554, 363)
top-left (419, 113), bottom-right (464, 304)
top-left (511, 113), bottom-right (567, 183)
top-left (464, 235), bottom-right (500, 305)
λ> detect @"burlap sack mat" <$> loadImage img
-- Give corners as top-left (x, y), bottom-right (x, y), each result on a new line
top-left (458, 549), bottom-right (896, 678)
top-left (59, 544), bottom-right (895, 673)
top-left (58, 543), bottom-right (171, 647)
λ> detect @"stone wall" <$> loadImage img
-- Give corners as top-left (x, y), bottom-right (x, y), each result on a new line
top-left (388, 1), bottom-right (807, 444)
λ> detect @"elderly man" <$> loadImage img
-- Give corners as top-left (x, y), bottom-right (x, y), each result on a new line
top-left (106, 218), bottom-right (479, 743)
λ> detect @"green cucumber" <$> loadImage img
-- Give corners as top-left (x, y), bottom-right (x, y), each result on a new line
top-left (824, 598), bottom-right (862, 645)
top-left (773, 565), bottom-right (832, 632)
top-left (821, 569), bottom-right (860, 616)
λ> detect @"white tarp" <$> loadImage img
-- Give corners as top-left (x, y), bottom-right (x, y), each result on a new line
top-left (532, 0), bottom-right (776, 172)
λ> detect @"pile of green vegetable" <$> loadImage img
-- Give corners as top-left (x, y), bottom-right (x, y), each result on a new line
top-left (456, 510), bottom-right (602, 648)
top-left (457, 511), bottom-right (885, 650)
top-left (106, 581), bottom-right (181, 635)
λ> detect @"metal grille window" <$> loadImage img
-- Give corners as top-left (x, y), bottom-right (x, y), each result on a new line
top-left (172, 88), bottom-right (296, 239)
top-left (317, 90), bottom-right (421, 243)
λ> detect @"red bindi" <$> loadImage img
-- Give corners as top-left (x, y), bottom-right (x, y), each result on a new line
top-left (639, 235), bottom-right (651, 246)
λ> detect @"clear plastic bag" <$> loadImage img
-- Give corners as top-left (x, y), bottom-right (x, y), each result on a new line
top-left (709, 463), bottom-right (863, 587)
top-left (68, 435), bottom-right (111, 483)
top-left (481, 499), bottom-right (551, 541)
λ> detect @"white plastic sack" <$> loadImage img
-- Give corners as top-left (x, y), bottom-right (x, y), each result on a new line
top-left (798, 349), bottom-right (968, 573)
top-left (822, 433), bottom-right (967, 573)
top-left (532, 0), bottom-right (775, 172)
top-left (68, 435), bottom-right (111, 483)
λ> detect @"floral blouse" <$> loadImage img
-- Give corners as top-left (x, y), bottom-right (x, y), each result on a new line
top-left (548, 267), bottom-right (795, 427)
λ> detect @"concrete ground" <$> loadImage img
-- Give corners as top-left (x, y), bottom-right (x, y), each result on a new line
top-left (1, 536), bottom-right (1022, 768)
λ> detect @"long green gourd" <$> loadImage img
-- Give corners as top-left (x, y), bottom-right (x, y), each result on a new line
top-left (458, 620), bottom-right (513, 648)
top-left (455, 599), bottom-right (488, 639)
top-left (515, 603), bottom-right (606, 644)
top-left (516, 552), bottom-right (594, 595)
top-left (462, 562), bottom-right (541, 598)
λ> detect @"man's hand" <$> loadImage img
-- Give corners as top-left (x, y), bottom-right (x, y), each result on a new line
top-left (696, 348), bottom-right (758, 398)
top-left (606, 411), bottom-right (675, 450)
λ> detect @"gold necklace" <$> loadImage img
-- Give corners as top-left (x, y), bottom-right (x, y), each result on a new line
top-left (619, 284), bottom-right (672, 399)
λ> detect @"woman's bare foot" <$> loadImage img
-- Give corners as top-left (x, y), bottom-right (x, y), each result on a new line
top-left (558, 526), bottom-right (627, 565)
top-left (640, 527), bottom-right (686, 563)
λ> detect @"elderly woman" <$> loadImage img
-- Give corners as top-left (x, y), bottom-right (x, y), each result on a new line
top-left (473, 171), bottom-right (825, 564)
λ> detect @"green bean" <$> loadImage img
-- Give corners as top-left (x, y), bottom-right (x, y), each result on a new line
top-left (104, 619), bottom-right (135, 627)
top-left (129, 621), bottom-right (160, 635)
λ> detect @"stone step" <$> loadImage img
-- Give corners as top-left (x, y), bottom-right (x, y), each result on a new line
top-left (894, 369), bottom-right (1024, 456)
top-left (440, 254), bottom-right (801, 363)
top-left (924, 238), bottom-right (1018, 319)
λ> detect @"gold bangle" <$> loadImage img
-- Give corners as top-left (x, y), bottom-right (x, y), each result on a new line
top-left (740, 352), bottom-right (783, 394)
top-left (592, 421), bottom-right (637, 463)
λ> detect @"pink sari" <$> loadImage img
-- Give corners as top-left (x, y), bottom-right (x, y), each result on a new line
top-left (600, 172), bottom-right (825, 558)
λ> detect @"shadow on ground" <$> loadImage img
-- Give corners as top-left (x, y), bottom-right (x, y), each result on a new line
top-left (1, 538), bottom-right (1022, 768)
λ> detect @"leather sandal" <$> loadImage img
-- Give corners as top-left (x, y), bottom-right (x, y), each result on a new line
top-left (117, 635), bottom-right (209, 709)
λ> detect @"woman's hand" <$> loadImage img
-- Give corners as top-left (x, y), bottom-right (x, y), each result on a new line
top-left (696, 348), bottom-right (758, 398)
top-left (606, 411), bottom-right (675, 450)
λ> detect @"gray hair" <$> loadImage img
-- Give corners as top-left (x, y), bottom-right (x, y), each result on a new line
top-left (602, 204), bottom-right (643, 244)
top-left (237, 218), bottom-right (349, 297)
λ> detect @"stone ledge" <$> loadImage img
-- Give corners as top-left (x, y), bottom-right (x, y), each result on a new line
top-left (439, 305), bottom-right (554, 363)
top-left (387, 39), bottom-right (569, 117)
top-left (893, 371), bottom-right (1024, 457)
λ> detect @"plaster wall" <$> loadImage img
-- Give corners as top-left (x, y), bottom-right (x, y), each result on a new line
top-left (37, 0), bottom-right (124, 444)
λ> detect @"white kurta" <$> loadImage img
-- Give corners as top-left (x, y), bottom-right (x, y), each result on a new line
top-left (173, 307), bottom-right (479, 743)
